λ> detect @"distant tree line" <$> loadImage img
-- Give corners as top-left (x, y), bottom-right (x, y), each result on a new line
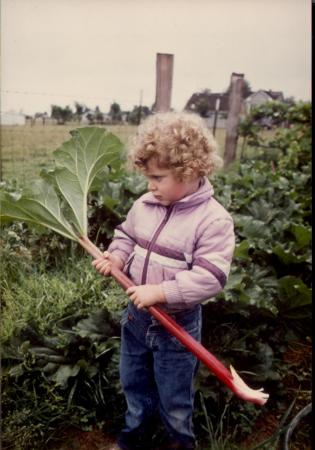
top-left (48, 102), bottom-right (152, 125)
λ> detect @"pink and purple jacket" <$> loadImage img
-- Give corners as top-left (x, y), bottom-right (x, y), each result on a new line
top-left (108, 177), bottom-right (235, 312)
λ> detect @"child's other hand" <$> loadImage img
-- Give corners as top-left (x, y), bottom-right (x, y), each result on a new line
top-left (126, 284), bottom-right (166, 309)
top-left (92, 251), bottom-right (123, 276)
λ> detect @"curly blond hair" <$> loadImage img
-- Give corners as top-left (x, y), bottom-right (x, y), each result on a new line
top-left (128, 111), bottom-right (223, 181)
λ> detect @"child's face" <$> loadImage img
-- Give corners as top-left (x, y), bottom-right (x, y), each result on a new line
top-left (145, 159), bottom-right (199, 206)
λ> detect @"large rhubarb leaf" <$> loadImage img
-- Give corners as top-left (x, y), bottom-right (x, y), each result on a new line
top-left (0, 181), bottom-right (77, 240)
top-left (0, 127), bottom-right (123, 239)
top-left (51, 127), bottom-right (123, 235)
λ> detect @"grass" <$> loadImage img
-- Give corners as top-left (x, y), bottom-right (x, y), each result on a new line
top-left (0, 123), bottom-right (234, 186)
top-left (0, 123), bottom-right (138, 185)
top-left (0, 122), bottom-right (277, 186)
top-left (0, 227), bottom-right (127, 344)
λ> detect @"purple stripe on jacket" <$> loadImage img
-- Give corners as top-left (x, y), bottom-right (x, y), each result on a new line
top-left (193, 257), bottom-right (227, 287)
top-left (137, 238), bottom-right (186, 261)
top-left (117, 225), bottom-right (137, 243)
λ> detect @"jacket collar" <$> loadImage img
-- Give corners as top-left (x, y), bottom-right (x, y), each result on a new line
top-left (142, 177), bottom-right (214, 209)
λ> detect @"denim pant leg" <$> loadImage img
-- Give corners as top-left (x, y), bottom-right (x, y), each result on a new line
top-left (118, 306), bottom-right (159, 449)
top-left (149, 306), bottom-right (202, 449)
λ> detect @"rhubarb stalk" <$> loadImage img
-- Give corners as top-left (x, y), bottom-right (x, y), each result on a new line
top-left (79, 235), bottom-right (269, 406)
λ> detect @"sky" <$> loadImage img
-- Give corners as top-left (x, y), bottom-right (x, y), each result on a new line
top-left (0, 0), bottom-right (312, 117)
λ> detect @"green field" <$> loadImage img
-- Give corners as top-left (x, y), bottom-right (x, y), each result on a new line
top-left (0, 124), bottom-right (229, 185)
top-left (0, 123), bottom-right (137, 184)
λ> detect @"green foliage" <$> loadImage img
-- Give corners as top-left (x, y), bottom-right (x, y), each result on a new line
top-left (0, 227), bottom-right (127, 344)
top-left (51, 104), bottom-right (74, 124)
top-left (225, 78), bottom-right (253, 99)
top-left (194, 299), bottom-right (311, 447)
top-left (238, 101), bottom-right (311, 161)
top-left (88, 171), bottom-right (147, 246)
top-left (191, 102), bottom-right (312, 447)
top-left (2, 305), bottom-right (124, 450)
top-left (213, 102), bottom-right (311, 332)
top-left (1, 233), bottom-right (127, 449)
top-left (109, 102), bottom-right (122, 122)
top-left (128, 105), bottom-right (151, 125)
top-left (196, 392), bottom-right (241, 449)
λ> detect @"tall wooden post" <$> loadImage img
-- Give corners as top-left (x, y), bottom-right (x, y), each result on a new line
top-left (154, 53), bottom-right (174, 112)
top-left (224, 73), bottom-right (245, 167)
top-left (0, 142), bottom-right (2, 182)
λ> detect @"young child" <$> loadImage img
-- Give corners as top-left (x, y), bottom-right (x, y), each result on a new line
top-left (93, 112), bottom-right (235, 450)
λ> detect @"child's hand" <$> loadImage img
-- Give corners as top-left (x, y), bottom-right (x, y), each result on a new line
top-left (92, 251), bottom-right (123, 276)
top-left (126, 284), bottom-right (166, 309)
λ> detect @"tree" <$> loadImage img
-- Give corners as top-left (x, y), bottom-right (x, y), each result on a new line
top-left (128, 105), bottom-right (151, 125)
top-left (94, 106), bottom-right (104, 124)
top-left (184, 89), bottom-right (215, 118)
top-left (74, 102), bottom-right (87, 123)
top-left (225, 78), bottom-right (252, 99)
top-left (51, 105), bottom-right (73, 125)
top-left (109, 102), bottom-right (122, 123)
top-left (194, 96), bottom-right (211, 118)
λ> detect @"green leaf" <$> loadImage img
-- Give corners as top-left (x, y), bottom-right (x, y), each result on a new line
top-left (53, 364), bottom-right (81, 388)
top-left (235, 215), bottom-right (267, 239)
top-left (273, 244), bottom-right (308, 265)
top-left (0, 181), bottom-right (77, 241)
top-left (234, 240), bottom-right (250, 260)
top-left (52, 128), bottom-right (123, 235)
top-left (290, 224), bottom-right (311, 249)
top-left (74, 309), bottom-right (116, 341)
top-left (277, 276), bottom-right (312, 317)
top-left (224, 272), bottom-right (245, 290)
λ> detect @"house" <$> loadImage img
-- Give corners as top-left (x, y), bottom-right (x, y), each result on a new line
top-left (184, 89), bottom-right (285, 128)
top-left (1, 110), bottom-right (26, 125)
top-left (244, 90), bottom-right (284, 113)
top-left (185, 92), bottom-right (229, 114)
top-left (184, 92), bottom-right (230, 129)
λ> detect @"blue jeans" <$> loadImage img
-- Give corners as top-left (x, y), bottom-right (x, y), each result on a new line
top-left (117, 302), bottom-right (201, 450)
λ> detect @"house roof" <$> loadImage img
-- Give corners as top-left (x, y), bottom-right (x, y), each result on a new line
top-left (264, 90), bottom-right (284, 101)
top-left (245, 90), bottom-right (284, 101)
top-left (184, 92), bottom-right (230, 113)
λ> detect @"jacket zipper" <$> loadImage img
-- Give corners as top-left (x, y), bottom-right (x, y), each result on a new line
top-left (141, 205), bottom-right (174, 284)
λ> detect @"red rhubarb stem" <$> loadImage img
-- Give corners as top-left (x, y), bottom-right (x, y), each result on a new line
top-left (78, 236), bottom-right (268, 405)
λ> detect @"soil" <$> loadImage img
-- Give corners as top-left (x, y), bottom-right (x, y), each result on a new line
top-left (47, 427), bottom-right (117, 450)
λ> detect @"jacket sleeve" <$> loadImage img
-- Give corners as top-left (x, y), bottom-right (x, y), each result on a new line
top-left (107, 206), bottom-right (137, 265)
top-left (161, 218), bottom-right (235, 307)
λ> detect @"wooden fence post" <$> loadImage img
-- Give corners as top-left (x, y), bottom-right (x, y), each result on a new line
top-left (212, 97), bottom-right (221, 137)
top-left (154, 53), bottom-right (174, 112)
top-left (0, 143), bottom-right (2, 182)
top-left (224, 73), bottom-right (245, 167)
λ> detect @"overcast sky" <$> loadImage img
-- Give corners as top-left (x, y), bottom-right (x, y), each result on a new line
top-left (1, 0), bottom-right (312, 116)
